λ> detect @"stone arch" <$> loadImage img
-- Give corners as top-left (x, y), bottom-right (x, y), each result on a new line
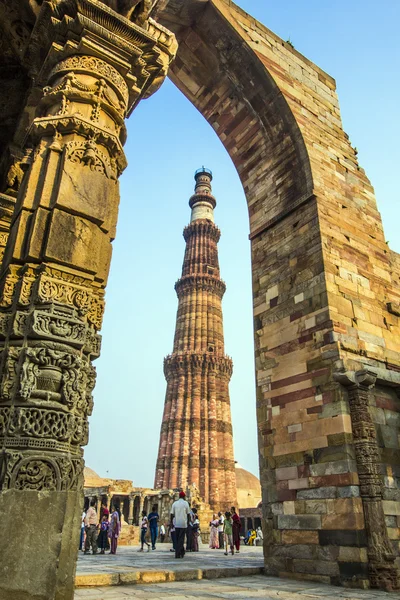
top-left (0, 0), bottom-right (399, 597)
top-left (159, 0), bottom-right (314, 232)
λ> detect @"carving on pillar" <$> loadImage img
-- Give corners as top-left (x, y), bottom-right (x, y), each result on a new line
top-left (0, 0), bottom-right (176, 501)
top-left (334, 370), bottom-right (400, 590)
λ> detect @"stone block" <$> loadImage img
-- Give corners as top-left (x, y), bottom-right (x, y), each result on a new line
top-left (288, 423), bottom-right (302, 433)
top-left (172, 569), bottom-right (202, 581)
top-left (276, 466), bottom-right (298, 481)
top-left (45, 209), bottom-right (103, 275)
top-left (388, 528), bottom-right (400, 540)
top-left (288, 478), bottom-right (309, 490)
top-left (140, 571), bottom-right (167, 583)
top-left (326, 498), bottom-right (363, 514)
top-left (292, 558), bottom-right (339, 576)
top-left (319, 529), bottom-right (367, 547)
top-left (278, 571), bottom-right (331, 584)
top-left (383, 500), bottom-right (400, 516)
top-left (75, 573), bottom-right (119, 587)
top-left (56, 159), bottom-right (119, 232)
top-left (277, 514), bottom-right (321, 530)
top-left (271, 502), bottom-right (283, 515)
top-left (297, 486), bottom-right (336, 499)
top-left (338, 562), bottom-right (369, 580)
top-left (274, 544), bottom-right (314, 559)
top-left (337, 486), bottom-right (360, 498)
top-left (321, 512), bottom-right (364, 530)
top-left (309, 459), bottom-right (357, 477)
top-left (309, 472), bottom-right (359, 488)
top-left (338, 546), bottom-right (368, 562)
top-left (283, 501), bottom-right (295, 514)
top-left (281, 530), bottom-right (319, 544)
top-left (303, 500), bottom-right (327, 514)
top-left (119, 571), bottom-right (140, 584)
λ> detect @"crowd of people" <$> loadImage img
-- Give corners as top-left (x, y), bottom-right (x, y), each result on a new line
top-left (80, 491), bottom-right (260, 559)
top-left (80, 499), bottom-right (121, 555)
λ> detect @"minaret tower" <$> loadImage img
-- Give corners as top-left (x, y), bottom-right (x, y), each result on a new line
top-left (155, 168), bottom-right (237, 510)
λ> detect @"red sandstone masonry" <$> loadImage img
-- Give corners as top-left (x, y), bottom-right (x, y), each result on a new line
top-left (154, 171), bottom-right (237, 510)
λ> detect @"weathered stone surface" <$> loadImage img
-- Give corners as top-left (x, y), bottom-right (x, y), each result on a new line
top-left (0, 2), bottom-right (177, 599)
top-left (277, 515), bottom-right (321, 530)
top-left (297, 487), bottom-right (337, 500)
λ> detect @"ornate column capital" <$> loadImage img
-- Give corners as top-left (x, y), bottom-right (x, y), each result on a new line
top-left (333, 369), bottom-right (377, 390)
top-left (27, 0), bottom-right (177, 114)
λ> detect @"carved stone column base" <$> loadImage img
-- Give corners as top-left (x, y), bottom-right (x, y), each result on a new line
top-left (369, 564), bottom-right (399, 592)
top-left (0, 488), bottom-right (82, 600)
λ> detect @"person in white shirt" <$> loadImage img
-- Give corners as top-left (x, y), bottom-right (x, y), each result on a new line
top-left (170, 491), bottom-right (190, 559)
top-left (255, 526), bottom-right (263, 547)
top-left (217, 512), bottom-right (224, 550)
top-left (160, 523), bottom-right (166, 543)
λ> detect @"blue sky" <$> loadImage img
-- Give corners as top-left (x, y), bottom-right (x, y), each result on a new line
top-left (85, 1), bottom-right (400, 487)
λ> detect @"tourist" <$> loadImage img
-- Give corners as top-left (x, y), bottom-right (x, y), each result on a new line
top-left (217, 511), bottom-right (224, 549)
top-left (170, 490), bottom-right (190, 559)
top-left (191, 508), bottom-right (200, 552)
top-left (186, 506), bottom-right (194, 551)
top-left (148, 504), bottom-right (159, 550)
top-left (100, 502), bottom-right (110, 550)
top-left (138, 510), bottom-right (151, 552)
top-left (244, 528), bottom-right (252, 545)
top-left (109, 505), bottom-right (121, 555)
top-left (100, 500), bottom-right (109, 520)
top-left (231, 506), bottom-right (241, 553)
top-left (160, 522), bottom-right (166, 543)
top-left (208, 513), bottom-right (219, 549)
top-left (97, 515), bottom-right (109, 554)
top-left (255, 526), bottom-right (263, 547)
top-left (248, 529), bottom-right (256, 546)
top-left (84, 499), bottom-right (98, 555)
top-left (223, 511), bottom-right (234, 556)
top-left (168, 517), bottom-right (176, 552)
top-left (80, 508), bottom-right (86, 551)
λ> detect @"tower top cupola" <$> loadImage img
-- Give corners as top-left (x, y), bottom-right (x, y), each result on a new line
top-left (189, 167), bottom-right (216, 223)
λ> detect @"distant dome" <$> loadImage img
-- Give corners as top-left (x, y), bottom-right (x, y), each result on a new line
top-left (235, 463), bottom-right (262, 509)
top-left (84, 467), bottom-right (104, 486)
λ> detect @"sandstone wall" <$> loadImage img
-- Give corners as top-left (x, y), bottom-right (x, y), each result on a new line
top-left (159, 0), bottom-right (400, 587)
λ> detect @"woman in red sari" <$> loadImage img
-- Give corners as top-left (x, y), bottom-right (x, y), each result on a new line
top-left (230, 506), bottom-right (241, 553)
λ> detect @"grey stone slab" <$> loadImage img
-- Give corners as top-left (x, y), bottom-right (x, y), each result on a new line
top-left (277, 514), bottom-right (321, 529)
top-left (337, 485), bottom-right (360, 498)
top-left (297, 487), bottom-right (337, 499)
top-left (309, 460), bottom-right (357, 477)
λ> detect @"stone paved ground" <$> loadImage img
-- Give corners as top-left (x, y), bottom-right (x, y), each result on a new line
top-left (76, 543), bottom-right (263, 577)
top-left (75, 546), bottom-right (393, 599)
top-left (74, 574), bottom-right (394, 599)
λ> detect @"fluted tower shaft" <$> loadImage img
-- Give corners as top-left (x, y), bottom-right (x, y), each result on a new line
top-left (155, 169), bottom-right (237, 510)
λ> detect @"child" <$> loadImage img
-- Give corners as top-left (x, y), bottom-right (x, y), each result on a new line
top-left (191, 508), bottom-right (200, 552)
top-left (97, 515), bottom-right (109, 554)
top-left (223, 511), bottom-right (234, 556)
top-left (138, 510), bottom-right (151, 552)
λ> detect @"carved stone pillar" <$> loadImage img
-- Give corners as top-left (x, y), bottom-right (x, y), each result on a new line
top-left (335, 370), bottom-right (399, 590)
top-left (139, 494), bottom-right (145, 520)
top-left (0, 2), bottom-right (176, 599)
top-left (96, 497), bottom-right (102, 518)
top-left (128, 495), bottom-right (134, 525)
